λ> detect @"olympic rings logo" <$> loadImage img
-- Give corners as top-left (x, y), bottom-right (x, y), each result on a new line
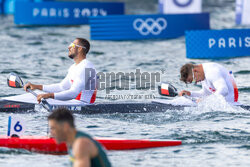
top-left (133, 18), bottom-right (167, 36)
top-left (173, 0), bottom-right (193, 7)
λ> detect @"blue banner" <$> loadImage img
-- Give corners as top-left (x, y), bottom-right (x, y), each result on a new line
top-left (2, 0), bottom-right (35, 15)
top-left (89, 13), bottom-right (209, 40)
top-left (0, 0), bottom-right (3, 14)
top-left (14, 1), bottom-right (124, 25)
top-left (186, 29), bottom-right (250, 59)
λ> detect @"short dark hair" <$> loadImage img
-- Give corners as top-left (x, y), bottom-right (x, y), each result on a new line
top-left (76, 38), bottom-right (90, 55)
top-left (48, 108), bottom-right (75, 128)
top-left (180, 63), bottom-right (194, 83)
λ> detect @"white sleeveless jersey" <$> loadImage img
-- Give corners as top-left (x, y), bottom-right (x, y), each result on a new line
top-left (43, 59), bottom-right (97, 104)
top-left (190, 63), bottom-right (238, 103)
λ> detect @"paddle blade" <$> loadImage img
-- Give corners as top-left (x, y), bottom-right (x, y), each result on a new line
top-left (7, 73), bottom-right (24, 88)
top-left (41, 99), bottom-right (52, 112)
top-left (158, 82), bottom-right (178, 97)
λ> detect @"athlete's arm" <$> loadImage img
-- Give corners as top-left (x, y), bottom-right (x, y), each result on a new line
top-left (73, 138), bottom-right (98, 167)
top-left (37, 81), bottom-right (81, 103)
top-left (36, 74), bottom-right (72, 103)
top-left (53, 77), bottom-right (84, 100)
top-left (53, 68), bottom-right (88, 101)
top-left (179, 86), bottom-right (206, 97)
top-left (37, 93), bottom-right (54, 103)
top-left (190, 88), bottom-right (205, 97)
top-left (24, 82), bottom-right (43, 92)
top-left (43, 74), bottom-right (71, 93)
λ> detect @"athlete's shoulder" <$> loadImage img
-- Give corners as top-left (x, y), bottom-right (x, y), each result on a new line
top-left (203, 63), bottom-right (221, 80)
top-left (204, 63), bottom-right (227, 72)
top-left (74, 137), bottom-right (93, 147)
top-left (203, 62), bottom-right (222, 70)
top-left (73, 137), bottom-right (98, 158)
top-left (68, 63), bottom-right (76, 71)
top-left (202, 62), bottom-right (220, 68)
top-left (81, 59), bottom-right (96, 71)
top-left (85, 59), bottom-right (95, 67)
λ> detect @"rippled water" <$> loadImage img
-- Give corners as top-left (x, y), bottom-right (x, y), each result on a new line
top-left (1, 0), bottom-right (250, 167)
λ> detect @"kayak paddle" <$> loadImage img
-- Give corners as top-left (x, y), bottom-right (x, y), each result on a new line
top-left (158, 82), bottom-right (196, 103)
top-left (158, 82), bottom-right (178, 97)
top-left (7, 72), bottom-right (52, 112)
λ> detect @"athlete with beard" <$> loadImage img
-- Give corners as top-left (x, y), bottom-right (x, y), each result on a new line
top-left (24, 38), bottom-right (97, 104)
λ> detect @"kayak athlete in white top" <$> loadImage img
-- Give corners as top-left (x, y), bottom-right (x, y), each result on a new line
top-left (24, 38), bottom-right (97, 104)
top-left (179, 63), bottom-right (238, 103)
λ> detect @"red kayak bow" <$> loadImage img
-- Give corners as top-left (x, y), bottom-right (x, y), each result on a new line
top-left (0, 136), bottom-right (181, 154)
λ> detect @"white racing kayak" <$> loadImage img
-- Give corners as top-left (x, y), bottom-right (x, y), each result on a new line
top-left (0, 91), bottom-right (184, 114)
top-left (0, 92), bottom-right (249, 114)
top-left (3, 90), bottom-right (87, 106)
top-left (1, 73), bottom-right (249, 114)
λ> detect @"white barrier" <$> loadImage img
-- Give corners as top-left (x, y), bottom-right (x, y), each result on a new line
top-left (159, 0), bottom-right (202, 14)
top-left (236, 0), bottom-right (250, 25)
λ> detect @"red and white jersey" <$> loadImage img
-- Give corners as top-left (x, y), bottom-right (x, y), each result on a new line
top-left (190, 63), bottom-right (238, 103)
top-left (43, 59), bottom-right (97, 104)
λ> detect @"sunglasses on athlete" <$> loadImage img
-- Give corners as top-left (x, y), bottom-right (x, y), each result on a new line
top-left (69, 43), bottom-right (86, 49)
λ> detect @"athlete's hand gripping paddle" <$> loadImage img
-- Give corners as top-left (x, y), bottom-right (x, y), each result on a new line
top-left (158, 82), bottom-right (194, 101)
top-left (7, 72), bottom-right (52, 112)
